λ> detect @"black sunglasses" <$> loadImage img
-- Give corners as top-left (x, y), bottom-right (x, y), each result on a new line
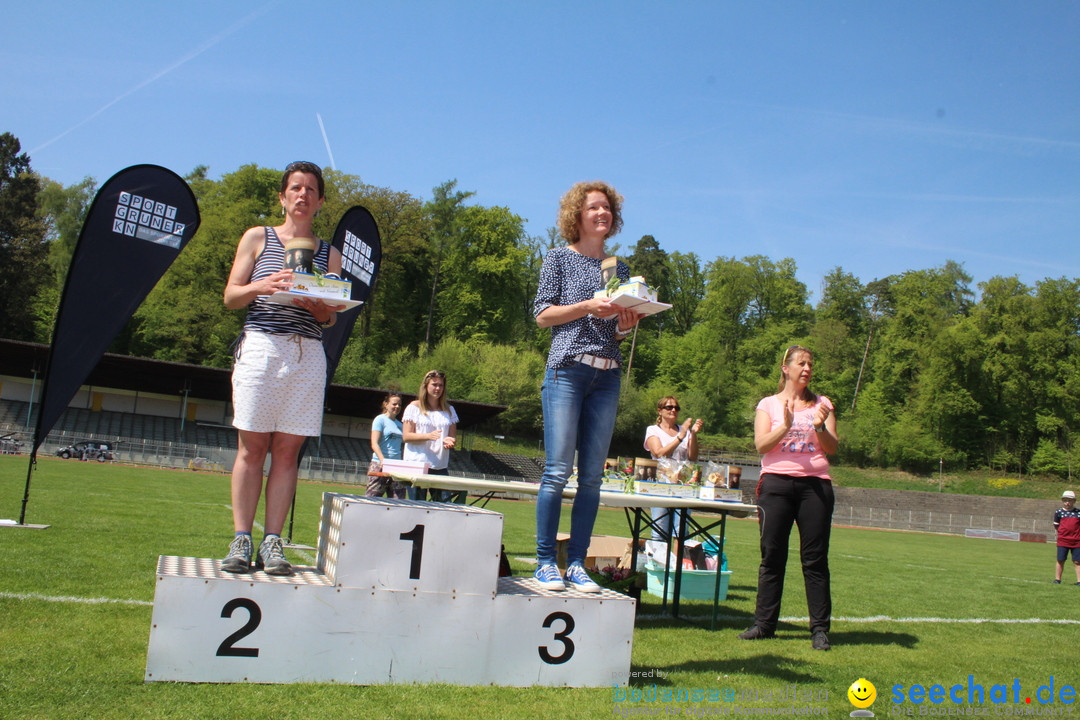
top-left (661, 404), bottom-right (680, 411)
top-left (285, 160), bottom-right (322, 173)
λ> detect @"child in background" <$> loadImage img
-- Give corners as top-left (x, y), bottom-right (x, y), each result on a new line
top-left (1053, 490), bottom-right (1080, 585)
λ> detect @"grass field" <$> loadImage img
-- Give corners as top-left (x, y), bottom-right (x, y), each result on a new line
top-left (1, 454), bottom-right (1077, 720)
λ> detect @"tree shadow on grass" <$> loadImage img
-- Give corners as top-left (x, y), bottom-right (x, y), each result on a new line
top-left (826, 629), bottom-right (918, 649)
top-left (629, 629), bottom-right (918, 688)
top-left (653, 653), bottom-right (826, 686)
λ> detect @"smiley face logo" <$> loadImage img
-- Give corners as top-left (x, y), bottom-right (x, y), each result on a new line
top-left (848, 678), bottom-right (877, 709)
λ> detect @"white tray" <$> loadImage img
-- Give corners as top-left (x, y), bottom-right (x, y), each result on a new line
top-left (605, 293), bottom-right (671, 316)
top-left (269, 291), bottom-right (363, 311)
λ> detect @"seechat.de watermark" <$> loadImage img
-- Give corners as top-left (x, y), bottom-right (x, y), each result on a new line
top-left (890, 676), bottom-right (1076, 714)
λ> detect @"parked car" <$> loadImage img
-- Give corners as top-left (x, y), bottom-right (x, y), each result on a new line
top-left (56, 440), bottom-right (114, 461)
top-left (0, 433), bottom-right (23, 455)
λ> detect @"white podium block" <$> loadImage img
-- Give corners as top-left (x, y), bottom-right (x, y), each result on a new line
top-left (318, 493), bottom-right (503, 595)
top-left (145, 558), bottom-right (634, 686)
top-left (490, 577), bottom-right (634, 687)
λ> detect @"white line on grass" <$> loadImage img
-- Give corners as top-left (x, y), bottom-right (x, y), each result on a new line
top-left (989, 575), bottom-right (1053, 585)
top-left (1, 591), bottom-right (152, 606)
top-left (638, 613), bottom-right (1080, 624)
top-left (838, 554), bottom-right (947, 572)
top-left (7, 590), bottom-right (1080, 623)
top-left (81, 491), bottom-right (220, 509)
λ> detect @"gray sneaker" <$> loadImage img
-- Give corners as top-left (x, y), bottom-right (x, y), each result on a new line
top-left (256, 535), bottom-right (293, 576)
top-left (221, 534), bottom-right (252, 573)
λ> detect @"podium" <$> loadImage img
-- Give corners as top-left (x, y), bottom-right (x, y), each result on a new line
top-left (144, 493), bottom-right (636, 686)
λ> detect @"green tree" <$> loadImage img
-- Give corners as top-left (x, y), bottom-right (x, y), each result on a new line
top-left (435, 205), bottom-right (529, 343)
top-left (318, 171), bottom-right (429, 374)
top-left (32, 175), bottom-right (97, 340)
top-left (810, 268), bottom-right (869, 412)
top-left (680, 255), bottom-right (812, 436)
top-left (665, 251), bottom-right (705, 335)
top-left (423, 180), bottom-right (475, 350)
top-left (627, 235), bottom-right (670, 298)
top-left (0, 133), bottom-right (47, 340)
top-left (864, 262), bottom-right (973, 409)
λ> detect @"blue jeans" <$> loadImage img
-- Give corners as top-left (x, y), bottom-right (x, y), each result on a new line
top-left (535, 363), bottom-right (621, 566)
top-left (650, 507), bottom-right (687, 540)
top-left (408, 467), bottom-right (460, 502)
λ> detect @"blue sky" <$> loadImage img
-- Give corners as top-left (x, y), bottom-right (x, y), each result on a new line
top-left (4, 1), bottom-right (1078, 300)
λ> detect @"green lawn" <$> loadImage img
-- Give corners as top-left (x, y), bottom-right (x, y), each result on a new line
top-left (1, 454), bottom-right (1076, 720)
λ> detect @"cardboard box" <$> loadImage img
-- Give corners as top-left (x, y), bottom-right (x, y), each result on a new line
top-left (698, 486), bottom-right (743, 502)
top-left (593, 279), bottom-right (672, 317)
top-left (600, 280), bottom-right (657, 303)
top-left (633, 480), bottom-right (698, 498)
top-left (555, 534), bottom-right (633, 571)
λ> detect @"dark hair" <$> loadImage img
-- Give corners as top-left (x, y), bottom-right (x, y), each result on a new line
top-left (281, 161), bottom-right (324, 198)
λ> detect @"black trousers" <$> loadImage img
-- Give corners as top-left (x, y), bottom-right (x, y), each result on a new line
top-left (751, 473), bottom-right (834, 633)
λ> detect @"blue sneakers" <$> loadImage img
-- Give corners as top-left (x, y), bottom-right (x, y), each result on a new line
top-left (534, 563), bottom-right (566, 591)
top-left (565, 563), bottom-right (601, 593)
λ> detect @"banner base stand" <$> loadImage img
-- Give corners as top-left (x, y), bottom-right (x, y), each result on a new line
top-left (0, 521), bottom-right (50, 530)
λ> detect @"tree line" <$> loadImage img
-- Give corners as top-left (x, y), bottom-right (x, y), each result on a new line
top-left (2, 131), bottom-right (1078, 477)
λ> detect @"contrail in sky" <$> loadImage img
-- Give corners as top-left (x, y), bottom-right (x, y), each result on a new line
top-left (317, 113), bottom-right (336, 170)
top-left (30, 2), bottom-right (279, 156)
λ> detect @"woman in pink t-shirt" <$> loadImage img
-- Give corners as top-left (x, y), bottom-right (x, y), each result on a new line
top-left (738, 345), bottom-right (838, 651)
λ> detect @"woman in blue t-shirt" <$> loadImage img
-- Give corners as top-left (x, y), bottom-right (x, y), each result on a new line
top-left (368, 393), bottom-right (405, 499)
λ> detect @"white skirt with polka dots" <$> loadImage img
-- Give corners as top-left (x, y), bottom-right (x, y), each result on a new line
top-left (231, 330), bottom-right (326, 436)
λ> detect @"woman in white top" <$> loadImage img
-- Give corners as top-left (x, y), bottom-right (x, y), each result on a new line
top-left (402, 370), bottom-right (459, 502)
top-left (644, 395), bottom-right (703, 539)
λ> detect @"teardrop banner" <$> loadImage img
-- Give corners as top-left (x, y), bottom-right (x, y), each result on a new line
top-left (320, 205), bottom-right (381, 382)
top-left (18, 164), bottom-right (200, 524)
top-left (286, 205), bottom-right (381, 541)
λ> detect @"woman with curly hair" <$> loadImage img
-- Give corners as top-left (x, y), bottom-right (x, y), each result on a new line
top-left (532, 181), bottom-right (642, 593)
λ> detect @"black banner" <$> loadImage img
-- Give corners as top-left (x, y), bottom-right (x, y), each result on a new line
top-left (321, 205), bottom-right (382, 381)
top-left (30, 165), bottom-right (200, 456)
top-left (286, 206), bottom-right (381, 539)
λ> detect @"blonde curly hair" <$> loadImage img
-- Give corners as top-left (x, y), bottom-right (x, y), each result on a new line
top-left (557, 181), bottom-right (624, 243)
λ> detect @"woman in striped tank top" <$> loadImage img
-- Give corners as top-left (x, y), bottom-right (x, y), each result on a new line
top-left (220, 161), bottom-right (344, 576)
